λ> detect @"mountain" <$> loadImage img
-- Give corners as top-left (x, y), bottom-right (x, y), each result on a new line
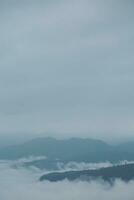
top-left (117, 141), bottom-right (134, 153)
top-left (0, 137), bottom-right (111, 161)
top-left (0, 137), bottom-right (134, 170)
top-left (40, 163), bottom-right (134, 182)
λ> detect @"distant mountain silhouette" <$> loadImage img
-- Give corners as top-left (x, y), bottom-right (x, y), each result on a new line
top-left (117, 141), bottom-right (134, 152)
top-left (0, 137), bottom-right (110, 160)
top-left (0, 137), bottom-right (134, 169)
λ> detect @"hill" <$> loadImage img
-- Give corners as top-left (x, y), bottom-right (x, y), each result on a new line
top-left (0, 137), bottom-right (111, 161)
top-left (0, 137), bottom-right (134, 170)
top-left (40, 163), bottom-right (134, 182)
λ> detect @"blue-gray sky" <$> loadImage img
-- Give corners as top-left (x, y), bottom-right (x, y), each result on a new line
top-left (0, 0), bottom-right (134, 141)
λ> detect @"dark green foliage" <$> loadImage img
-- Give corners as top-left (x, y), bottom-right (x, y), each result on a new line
top-left (40, 163), bottom-right (134, 182)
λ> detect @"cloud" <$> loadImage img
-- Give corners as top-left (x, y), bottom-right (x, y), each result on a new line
top-left (57, 161), bottom-right (112, 171)
top-left (0, 162), bottom-right (134, 200)
top-left (57, 160), bottom-right (134, 171)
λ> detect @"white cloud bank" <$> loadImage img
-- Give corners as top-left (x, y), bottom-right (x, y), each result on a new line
top-left (0, 162), bottom-right (134, 200)
top-left (57, 160), bottom-right (134, 171)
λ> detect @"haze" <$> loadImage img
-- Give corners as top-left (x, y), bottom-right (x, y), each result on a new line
top-left (0, 0), bottom-right (134, 141)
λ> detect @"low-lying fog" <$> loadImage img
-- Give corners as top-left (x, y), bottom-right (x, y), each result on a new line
top-left (0, 160), bottom-right (134, 200)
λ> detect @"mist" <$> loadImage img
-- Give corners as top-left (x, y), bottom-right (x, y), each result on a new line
top-left (1, 0), bottom-right (134, 199)
top-left (0, 162), bottom-right (134, 200)
top-left (0, 0), bottom-right (134, 141)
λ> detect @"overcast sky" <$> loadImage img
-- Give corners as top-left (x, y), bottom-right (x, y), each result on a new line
top-left (0, 0), bottom-right (134, 141)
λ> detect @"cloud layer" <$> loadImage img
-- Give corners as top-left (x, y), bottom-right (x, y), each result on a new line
top-left (0, 162), bottom-right (134, 200)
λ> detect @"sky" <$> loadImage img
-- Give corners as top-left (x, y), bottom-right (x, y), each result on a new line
top-left (0, 0), bottom-right (134, 141)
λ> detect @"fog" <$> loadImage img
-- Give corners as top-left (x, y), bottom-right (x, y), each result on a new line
top-left (1, 0), bottom-right (133, 198)
top-left (57, 160), bottom-right (134, 171)
top-left (0, 0), bottom-right (134, 141)
top-left (0, 162), bottom-right (134, 200)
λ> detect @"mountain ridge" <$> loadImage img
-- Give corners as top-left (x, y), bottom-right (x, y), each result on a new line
top-left (40, 163), bottom-right (134, 182)
top-left (0, 137), bottom-right (134, 170)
